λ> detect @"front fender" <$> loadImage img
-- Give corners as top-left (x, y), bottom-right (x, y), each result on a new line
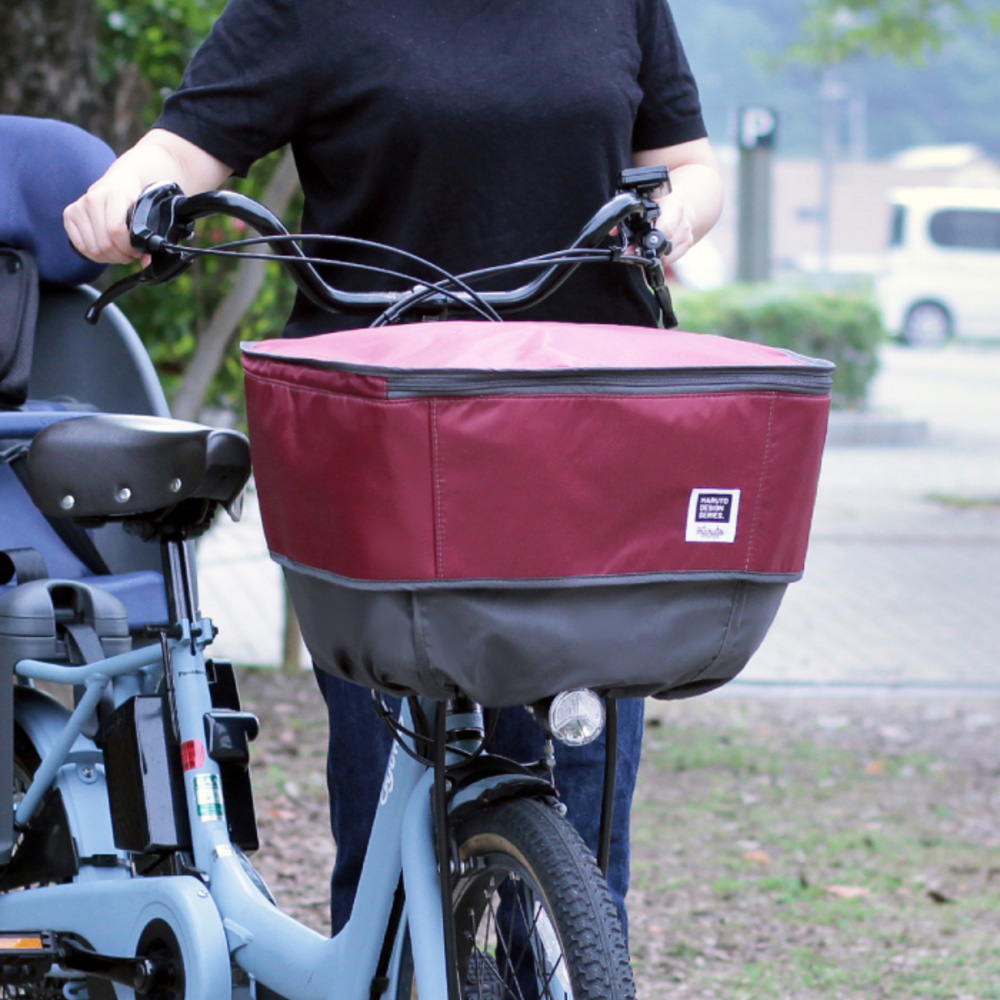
top-left (447, 756), bottom-right (557, 825)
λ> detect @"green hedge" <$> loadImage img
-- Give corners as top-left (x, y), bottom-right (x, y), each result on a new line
top-left (673, 287), bottom-right (885, 409)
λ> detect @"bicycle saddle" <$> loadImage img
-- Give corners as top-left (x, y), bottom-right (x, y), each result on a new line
top-left (25, 414), bottom-right (251, 532)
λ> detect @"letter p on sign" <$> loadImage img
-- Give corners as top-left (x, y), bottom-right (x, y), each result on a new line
top-left (739, 107), bottom-right (778, 151)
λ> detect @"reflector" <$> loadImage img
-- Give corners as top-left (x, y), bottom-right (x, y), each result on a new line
top-left (0, 936), bottom-right (45, 950)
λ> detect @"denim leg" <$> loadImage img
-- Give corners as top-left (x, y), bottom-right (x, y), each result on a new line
top-left (314, 668), bottom-right (643, 941)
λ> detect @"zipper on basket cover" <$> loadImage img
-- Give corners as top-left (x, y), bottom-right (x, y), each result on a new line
top-left (382, 366), bottom-right (835, 399)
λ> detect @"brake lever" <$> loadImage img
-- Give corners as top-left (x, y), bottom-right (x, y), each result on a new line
top-left (617, 209), bottom-right (679, 330)
top-left (84, 184), bottom-right (196, 325)
top-left (83, 253), bottom-right (193, 324)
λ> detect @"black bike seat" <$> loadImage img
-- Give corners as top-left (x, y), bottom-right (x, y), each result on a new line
top-left (26, 414), bottom-right (251, 522)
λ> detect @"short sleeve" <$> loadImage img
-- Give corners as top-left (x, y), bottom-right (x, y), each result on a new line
top-left (154, 0), bottom-right (315, 176)
top-left (632, 0), bottom-right (707, 152)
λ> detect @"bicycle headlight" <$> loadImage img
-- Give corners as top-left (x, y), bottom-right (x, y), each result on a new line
top-left (548, 689), bottom-right (605, 747)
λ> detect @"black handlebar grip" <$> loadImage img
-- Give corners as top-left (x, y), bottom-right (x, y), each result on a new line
top-left (129, 183), bottom-right (187, 254)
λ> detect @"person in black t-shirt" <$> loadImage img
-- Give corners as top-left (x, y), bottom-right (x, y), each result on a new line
top-left (66, 0), bottom-right (723, 939)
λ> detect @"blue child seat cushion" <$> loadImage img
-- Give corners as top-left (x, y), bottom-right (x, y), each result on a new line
top-left (0, 116), bottom-right (114, 286)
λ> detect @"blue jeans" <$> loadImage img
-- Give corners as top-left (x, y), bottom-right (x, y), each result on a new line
top-left (313, 669), bottom-right (643, 940)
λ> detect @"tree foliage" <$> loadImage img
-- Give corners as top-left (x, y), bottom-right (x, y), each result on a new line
top-left (794, 0), bottom-right (1000, 63)
top-left (0, 0), bottom-right (300, 421)
top-left (674, 1), bottom-right (1000, 157)
top-left (90, 0), bottom-right (301, 422)
top-left (96, 0), bottom-right (221, 113)
top-left (675, 287), bottom-right (883, 410)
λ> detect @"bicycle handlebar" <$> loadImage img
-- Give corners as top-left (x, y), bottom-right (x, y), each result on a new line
top-left (85, 167), bottom-right (678, 327)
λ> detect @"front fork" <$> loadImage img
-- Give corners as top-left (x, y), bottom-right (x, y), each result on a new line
top-left (420, 697), bottom-right (558, 1000)
top-left (423, 692), bottom-right (620, 999)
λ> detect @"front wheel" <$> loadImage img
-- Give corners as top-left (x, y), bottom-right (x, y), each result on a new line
top-left (400, 796), bottom-right (635, 1000)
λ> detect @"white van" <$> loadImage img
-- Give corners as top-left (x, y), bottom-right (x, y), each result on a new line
top-left (876, 187), bottom-right (1000, 345)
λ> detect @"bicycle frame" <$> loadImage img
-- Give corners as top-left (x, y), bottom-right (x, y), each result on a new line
top-left (3, 597), bottom-right (490, 1000)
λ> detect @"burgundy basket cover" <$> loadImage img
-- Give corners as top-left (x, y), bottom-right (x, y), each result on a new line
top-left (242, 321), bottom-right (832, 705)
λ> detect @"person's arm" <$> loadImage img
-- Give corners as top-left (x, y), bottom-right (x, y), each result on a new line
top-left (633, 137), bottom-right (723, 267)
top-left (64, 129), bottom-right (233, 265)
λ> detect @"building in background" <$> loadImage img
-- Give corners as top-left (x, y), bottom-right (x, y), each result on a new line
top-left (706, 144), bottom-right (1000, 282)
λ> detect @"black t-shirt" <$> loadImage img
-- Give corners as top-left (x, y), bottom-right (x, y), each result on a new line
top-left (156, 0), bottom-right (706, 334)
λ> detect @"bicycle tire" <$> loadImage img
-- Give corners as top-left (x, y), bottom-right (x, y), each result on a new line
top-left (2, 726), bottom-right (77, 891)
top-left (2, 729), bottom-right (108, 1000)
top-left (398, 796), bottom-right (635, 1000)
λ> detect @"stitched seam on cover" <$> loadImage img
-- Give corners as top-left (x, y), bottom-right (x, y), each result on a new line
top-left (409, 592), bottom-right (439, 693)
top-left (687, 580), bottom-right (748, 683)
top-left (744, 393), bottom-right (776, 572)
top-left (430, 399), bottom-right (446, 579)
top-left (244, 372), bottom-right (391, 400)
top-left (271, 554), bottom-right (802, 588)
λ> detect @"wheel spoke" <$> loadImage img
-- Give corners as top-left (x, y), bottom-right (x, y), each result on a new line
top-left (494, 883), bottom-right (529, 1000)
top-left (465, 868), bottom-right (571, 1000)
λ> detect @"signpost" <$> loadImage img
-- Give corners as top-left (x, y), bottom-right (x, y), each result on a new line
top-left (737, 107), bottom-right (777, 283)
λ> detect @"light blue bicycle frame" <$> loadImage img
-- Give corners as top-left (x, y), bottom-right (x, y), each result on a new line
top-left (2, 610), bottom-right (469, 1000)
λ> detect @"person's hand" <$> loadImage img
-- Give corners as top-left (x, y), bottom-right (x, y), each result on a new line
top-left (631, 138), bottom-right (724, 269)
top-left (652, 192), bottom-right (696, 267)
top-left (64, 171), bottom-right (146, 266)
top-left (63, 129), bottom-right (234, 266)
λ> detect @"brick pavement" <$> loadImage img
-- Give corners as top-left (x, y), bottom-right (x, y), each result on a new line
top-left (198, 343), bottom-right (1000, 689)
top-left (742, 343), bottom-right (1000, 690)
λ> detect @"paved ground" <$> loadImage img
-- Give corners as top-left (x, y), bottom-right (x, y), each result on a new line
top-left (198, 341), bottom-right (1000, 690)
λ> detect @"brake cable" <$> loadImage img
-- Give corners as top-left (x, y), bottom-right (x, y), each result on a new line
top-left (159, 241), bottom-right (501, 324)
top-left (176, 231), bottom-right (505, 323)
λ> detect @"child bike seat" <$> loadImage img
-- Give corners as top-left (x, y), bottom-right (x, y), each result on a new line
top-left (0, 118), bottom-right (177, 628)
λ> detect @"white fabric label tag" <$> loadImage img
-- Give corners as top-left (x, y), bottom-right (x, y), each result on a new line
top-left (686, 489), bottom-right (741, 543)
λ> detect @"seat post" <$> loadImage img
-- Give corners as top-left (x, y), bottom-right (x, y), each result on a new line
top-left (160, 537), bottom-right (198, 626)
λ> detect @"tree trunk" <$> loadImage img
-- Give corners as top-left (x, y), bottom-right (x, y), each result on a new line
top-left (170, 149), bottom-right (301, 422)
top-left (0, 0), bottom-right (104, 133)
top-left (0, 0), bottom-right (149, 151)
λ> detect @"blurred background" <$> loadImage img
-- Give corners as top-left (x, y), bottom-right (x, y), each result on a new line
top-left (2, 0), bottom-right (998, 671)
top-left (5, 0), bottom-right (999, 416)
top-left (671, 0), bottom-right (1000, 350)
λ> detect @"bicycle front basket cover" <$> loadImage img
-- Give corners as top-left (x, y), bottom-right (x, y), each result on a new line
top-left (241, 321), bottom-right (833, 705)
